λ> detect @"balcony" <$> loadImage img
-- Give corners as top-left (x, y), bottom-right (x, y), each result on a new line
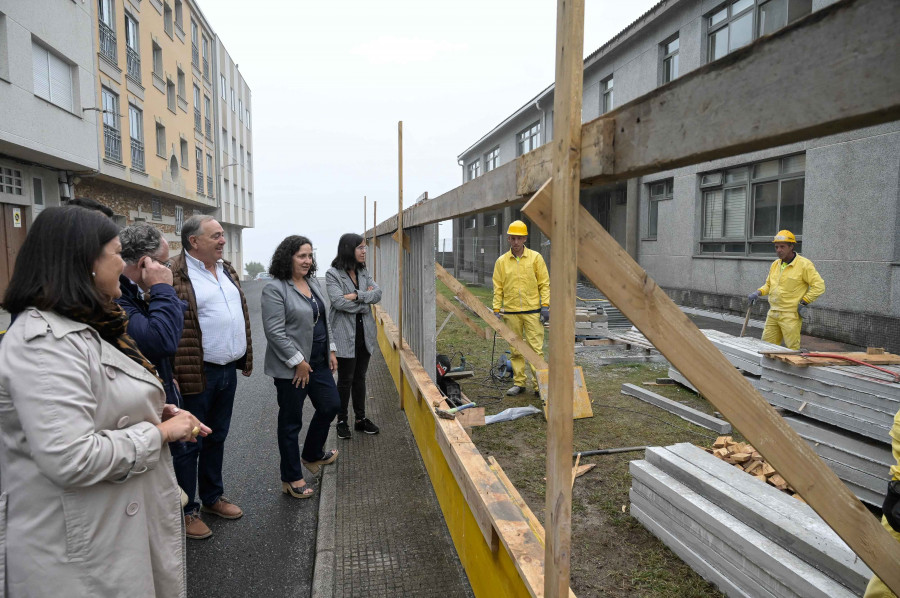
top-left (194, 109), bottom-right (202, 132)
top-left (203, 59), bottom-right (209, 81)
top-left (205, 117), bottom-right (212, 139)
top-left (104, 124), bottom-right (122, 162)
top-left (99, 21), bottom-right (117, 63)
top-left (191, 43), bottom-right (199, 68)
top-left (207, 175), bottom-right (214, 196)
top-left (126, 47), bottom-right (141, 81)
top-left (130, 139), bottom-right (145, 172)
top-left (196, 169), bottom-right (204, 194)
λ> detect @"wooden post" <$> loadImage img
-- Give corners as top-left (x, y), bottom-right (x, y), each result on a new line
top-left (398, 121), bottom-right (405, 410)
top-left (545, 1), bottom-right (584, 596)
top-left (373, 201), bottom-right (377, 281)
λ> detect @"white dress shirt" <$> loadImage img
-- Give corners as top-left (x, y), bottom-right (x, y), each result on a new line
top-left (185, 252), bottom-right (247, 365)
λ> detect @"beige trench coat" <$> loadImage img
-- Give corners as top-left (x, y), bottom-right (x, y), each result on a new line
top-left (0, 309), bottom-right (185, 597)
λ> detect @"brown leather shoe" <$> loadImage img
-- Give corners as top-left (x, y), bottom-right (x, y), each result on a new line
top-left (201, 497), bottom-right (244, 520)
top-left (184, 513), bottom-right (212, 540)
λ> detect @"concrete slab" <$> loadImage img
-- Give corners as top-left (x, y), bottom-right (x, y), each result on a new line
top-left (621, 383), bottom-right (732, 434)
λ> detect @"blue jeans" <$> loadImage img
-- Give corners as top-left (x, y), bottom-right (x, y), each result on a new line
top-left (274, 346), bottom-right (340, 482)
top-left (172, 362), bottom-right (238, 514)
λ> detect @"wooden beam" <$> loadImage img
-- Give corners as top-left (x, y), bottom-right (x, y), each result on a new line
top-left (372, 200), bottom-right (377, 281)
top-left (435, 263), bottom-right (547, 369)
top-left (521, 182), bottom-right (900, 593)
top-left (436, 293), bottom-right (490, 340)
top-left (391, 229), bottom-right (411, 253)
top-left (371, 0), bottom-right (900, 235)
top-left (397, 122), bottom-right (405, 410)
top-left (545, 0), bottom-right (584, 594)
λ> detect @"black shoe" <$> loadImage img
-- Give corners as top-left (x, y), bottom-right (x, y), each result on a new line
top-left (336, 420), bottom-right (352, 439)
top-left (354, 418), bottom-right (379, 435)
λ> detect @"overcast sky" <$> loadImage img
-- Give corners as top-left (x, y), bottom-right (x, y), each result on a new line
top-left (198, 0), bottom-right (658, 271)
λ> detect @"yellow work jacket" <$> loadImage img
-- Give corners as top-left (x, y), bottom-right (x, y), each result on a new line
top-left (891, 409), bottom-right (899, 482)
top-left (492, 247), bottom-right (550, 313)
top-left (758, 253), bottom-right (825, 312)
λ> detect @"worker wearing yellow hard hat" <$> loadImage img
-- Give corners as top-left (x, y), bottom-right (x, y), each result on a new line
top-left (747, 230), bottom-right (825, 350)
top-left (492, 220), bottom-right (549, 396)
top-left (864, 408), bottom-right (900, 598)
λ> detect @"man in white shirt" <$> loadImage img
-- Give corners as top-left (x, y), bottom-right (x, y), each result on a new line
top-left (170, 215), bottom-right (253, 540)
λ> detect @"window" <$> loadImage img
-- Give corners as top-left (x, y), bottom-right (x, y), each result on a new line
top-left (129, 104), bottom-right (144, 171)
top-left (177, 68), bottom-right (185, 99)
top-left (124, 13), bottom-right (140, 80)
top-left (465, 217), bottom-right (476, 230)
top-left (151, 197), bottom-right (162, 220)
top-left (516, 122), bottom-right (541, 156)
top-left (32, 42), bottom-right (74, 112)
top-left (32, 177), bottom-right (45, 216)
top-left (601, 75), bottom-right (614, 114)
top-left (190, 21), bottom-right (199, 67)
top-left (486, 214), bottom-right (498, 227)
top-left (180, 137), bottom-right (188, 168)
top-left (204, 95), bottom-right (211, 138)
top-left (484, 147), bottom-right (499, 172)
top-left (1, 167), bottom-right (23, 196)
top-left (661, 36), bottom-right (679, 84)
top-left (245, 109), bottom-right (251, 129)
top-left (163, 2), bottom-right (173, 37)
top-left (246, 151), bottom-right (252, 172)
top-left (193, 84), bottom-right (201, 132)
top-left (230, 87), bottom-right (235, 112)
top-left (195, 147), bottom-right (204, 193)
top-left (201, 36), bottom-right (209, 80)
top-left (152, 42), bottom-right (162, 79)
top-left (101, 87), bottom-right (121, 162)
top-left (156, 122), bottom-right (166, 157)
top-left (239, 145), bottom-right (244, 168)
top-left (647, 178), bottom-right (673, 239)
top-left (98, 0), bottom-right (116, 63)
top-left (466, 160), bottom-right (481, 181)
top-left (175, 205), bottom-right (184, 234)
top-left (174, 0), bottom-right (183, 30)
top-left (167, 78), bottom-right (176, 112)
top-left (206, 154), bottom-right (213, 196)
top-left (238, 98), bottom-right (243, 122)
top-left (707, 0), bottom-right (811, 63)
top-left (700, 154), bottom-right (805, 254)
top-left (220, 74), bottom-right (227, 99)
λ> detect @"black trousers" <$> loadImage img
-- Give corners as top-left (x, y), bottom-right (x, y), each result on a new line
top-left (336, 327), bottom-right (371, 422)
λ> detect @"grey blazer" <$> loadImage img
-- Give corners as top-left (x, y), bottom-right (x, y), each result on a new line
top-left (261, 277), bottom-right (337, 379)
top-left (325, 266), bottom-right (382, 359)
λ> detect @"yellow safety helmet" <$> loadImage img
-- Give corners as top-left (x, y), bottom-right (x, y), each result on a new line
top-left (507, 220), bottom-right (528, 236)
top-left (772, 230), bottom-right (796, 244)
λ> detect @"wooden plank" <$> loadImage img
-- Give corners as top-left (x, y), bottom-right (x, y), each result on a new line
top-left (545, 0), bottom-right (584, 594)
top-left (535, 367), bottom-right (594, 420)
top-left (488, 456), bottom-right (545, 546)
top-left (391, 229), bottom-right (411, 253)
top-left (372, 201), bottom-right (377, 281)
top-left (436, 293), bottom-right (490, 340)
top-left (761, 351), bottom-right (900, 367)
top-left (521, 183), bottom-right (900, 592)
top-left (621, 383), bottom-right (732, 434)
top-left (397, 121), bottom-right (405, 411)
top-left (371, 0), bottom-right (900, 236)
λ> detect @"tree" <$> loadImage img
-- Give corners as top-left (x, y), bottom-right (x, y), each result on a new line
top-left (245, 261), bottom-right (265, 279)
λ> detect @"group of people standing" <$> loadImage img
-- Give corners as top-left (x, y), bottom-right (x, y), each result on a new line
top-left (0, 204), bottom-right (380, 595)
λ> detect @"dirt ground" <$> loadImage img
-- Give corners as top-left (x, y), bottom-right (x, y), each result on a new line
top-left (436, 281), bottom-right (729, 598)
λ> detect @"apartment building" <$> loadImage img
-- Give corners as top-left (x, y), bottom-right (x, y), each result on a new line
top-left (0, 1), bottom-right (99, 295)
top-left (455, 0), bottom-right (900, 350)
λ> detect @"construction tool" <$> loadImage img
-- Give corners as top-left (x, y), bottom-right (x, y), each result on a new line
top-left (572, 446), bottom-right (647, 458)
top-left (739, 306), bottom-right (752, 337)
top-left (435, 401), bottom-right (477, 420)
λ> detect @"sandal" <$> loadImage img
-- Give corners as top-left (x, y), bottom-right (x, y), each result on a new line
top-left (282, 481), bottom-right (315, 499)
top-left (302, 449), bottom-right (339, 474)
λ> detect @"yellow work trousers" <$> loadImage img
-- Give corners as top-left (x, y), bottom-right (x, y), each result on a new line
top-left (762, 309), bottom-right (802, 350)
top-left (503, 313), bottom-right (545, 391)
top-left (863, 515), bottom-right (900, 598)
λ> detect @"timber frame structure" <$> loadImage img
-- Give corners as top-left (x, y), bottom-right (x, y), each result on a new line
top-left (365, 1), bottom-right (900, 596)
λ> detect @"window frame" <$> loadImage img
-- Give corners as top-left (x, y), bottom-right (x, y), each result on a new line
top-left (516, 121), bottom-right (541, 156)
top-left (466, 159), bottom-right (481, 181)
top-left (601, 75), bottom-right (614, 114)
top-left (706, 0), bottom-right (812, 63)
top-left (484, 146), bottom-right (499, 172)
top-left (647, 178), bottom-right (674, 240)
top-left (32, 41), bottom-right (75, 113)
top-left (661, 34), bottom-right (679, 84)
top-left (155, 122), bottom-right (166, 158)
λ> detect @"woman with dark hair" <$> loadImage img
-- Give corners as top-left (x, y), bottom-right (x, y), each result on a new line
top-left (261, 235), bottom-right (340, 499)
top-left (325, 233), bottom-right (382, 440)
top-left (0, 206), bottom-right (208, 596)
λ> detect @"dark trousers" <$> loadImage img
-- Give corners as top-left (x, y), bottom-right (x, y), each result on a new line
top-left (274, 349), bottom-right (340, 482)
top-left (172, 362), bottom-right (237, 514)
top-left (336, 334), bottom-right (370, 422)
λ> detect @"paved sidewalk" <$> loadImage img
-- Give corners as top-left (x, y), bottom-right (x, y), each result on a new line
top-left (314, 348), bottom-right (474, 598)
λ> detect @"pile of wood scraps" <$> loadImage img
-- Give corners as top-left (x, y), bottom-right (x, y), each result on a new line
top-left (707, 435), bottom-right (795, 496)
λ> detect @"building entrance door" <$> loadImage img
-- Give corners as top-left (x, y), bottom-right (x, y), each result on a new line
top-left (0, 204), bottom-right (28, 298)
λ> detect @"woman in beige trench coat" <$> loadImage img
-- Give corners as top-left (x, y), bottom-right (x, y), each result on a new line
top-left (0, 207), bottom-right (207, 597)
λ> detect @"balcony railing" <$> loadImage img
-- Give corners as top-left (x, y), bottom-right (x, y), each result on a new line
top-left (104, 124), bottom-right (122, 162)
top-left (191, 43), bottom-right (199, 68)
top-left (203, 59), bottom-right (209, 80)
top-left (194, 109), bottom-right (202, 132)
top-left (130, 138), bottom-right (145, 171)
top-left (196, 169), bottom-right (204, 194)
top-left (126, 47), bottom-right (140, 80)
top-left (205, 118), bottom-right (211, 139)
top-left (99, 21), bottom-right (117, 63)
top-left (207, 175), bottom-right (214, 196)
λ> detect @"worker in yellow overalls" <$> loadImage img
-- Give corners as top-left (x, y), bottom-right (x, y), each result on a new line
top-left (492, 220), bottom-right (549, 396)
top-left (864, 408), bottom-right (900, 598)
top-left (747, 230), bottom-right (824, 350)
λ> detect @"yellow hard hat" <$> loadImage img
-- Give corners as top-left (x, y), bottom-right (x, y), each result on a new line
top-left (507, 220), bottom-right (528, 236)
top-left (772, 230), bottom-right (796, 244)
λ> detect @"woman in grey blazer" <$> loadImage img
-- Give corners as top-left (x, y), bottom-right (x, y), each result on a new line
top-left (326, 233), bottom-right (382, 440)
top-left (261, 235), bottom-right (340, 499)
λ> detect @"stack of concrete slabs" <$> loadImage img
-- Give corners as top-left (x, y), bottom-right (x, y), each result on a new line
top-left (758, 360), bottom-right (899, 442)
top-left (781, 414), bottom-right (894, 506)
top-left (668, 330), bottom-right (776, 392)
top-left (629, 443), bottom-right (871, 598)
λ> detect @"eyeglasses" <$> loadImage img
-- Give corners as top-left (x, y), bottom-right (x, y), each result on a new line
top-left (356, 246), bottom-right (368, 252)
top-left (152, 258), bottom-right (172, 269)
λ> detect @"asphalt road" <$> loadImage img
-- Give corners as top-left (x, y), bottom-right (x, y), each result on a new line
top-left (186, 280), bottom-right (319, 598)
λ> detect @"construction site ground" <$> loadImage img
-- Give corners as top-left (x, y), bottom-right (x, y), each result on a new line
top-left (436, 280), bottom-right (859, 598)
